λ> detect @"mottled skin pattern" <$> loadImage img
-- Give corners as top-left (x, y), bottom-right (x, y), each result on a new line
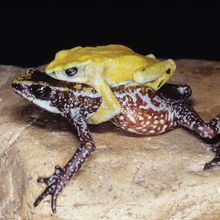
top-left (12, 69), bottom-right (220, 213)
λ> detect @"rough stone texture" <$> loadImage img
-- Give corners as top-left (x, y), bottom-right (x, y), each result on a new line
top-left (0, 60), bottom-right (220, 220)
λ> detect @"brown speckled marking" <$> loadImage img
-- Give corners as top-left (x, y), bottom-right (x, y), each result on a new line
top-left (112, 86), bottom-right (175, 135)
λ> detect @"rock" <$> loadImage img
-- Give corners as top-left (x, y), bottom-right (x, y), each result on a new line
top-left (0, 60), bottom-right (220, 220)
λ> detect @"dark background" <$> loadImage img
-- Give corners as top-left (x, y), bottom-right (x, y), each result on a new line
top-left (0, 1), bottom-right (219, 67)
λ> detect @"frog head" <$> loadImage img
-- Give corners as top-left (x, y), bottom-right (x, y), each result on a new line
top-left (12, 69), bottom-right (61, 114)
top-left (45, 46), bottom-right (99, 84)
top-left (45, 44), bottom-right (138, 85)
top-left (12, 69), bottom-right (102, 118)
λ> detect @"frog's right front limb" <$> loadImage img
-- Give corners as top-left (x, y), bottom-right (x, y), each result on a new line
top-left (34, 109), bottom-right (95, 213)
top-left (87, 79), bottom-right (121, 124)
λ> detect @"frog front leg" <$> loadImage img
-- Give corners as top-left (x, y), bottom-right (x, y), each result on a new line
top-left (133, 59), bottom-right (176, 90)
top-left (173, 103), bottom-right (220, 169)
top-left (87, 79), bottom-right (121, 124)
top-left (34, 109), bottom-right (95, 213)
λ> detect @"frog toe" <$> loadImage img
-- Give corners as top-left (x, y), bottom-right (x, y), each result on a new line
top-left (37, 177), bottom-right (49, 184)
top-left (34, 187), bottom-right (51, 207)
top-left (51, 190), bottom-right (59, 213)
top-left (204, 145), bottom-right (220, 170)
top-left (34, 184), bottom-right (60, 213)
top-left (34, 165), bottom-right (66, 213)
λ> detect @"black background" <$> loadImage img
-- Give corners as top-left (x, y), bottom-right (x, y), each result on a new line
top-left (0, 1), bottom-right (219, 67)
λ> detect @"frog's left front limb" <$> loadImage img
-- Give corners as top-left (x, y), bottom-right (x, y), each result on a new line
top-left (34, 109), bottom-right (95, 213)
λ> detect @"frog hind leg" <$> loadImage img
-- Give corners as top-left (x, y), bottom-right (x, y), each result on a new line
top-left (133, 59), bottom-right (176, 90)
top-left (87, 80), bottom-right (121, 124)
top-left (173, 99), bottom-right (220, 170)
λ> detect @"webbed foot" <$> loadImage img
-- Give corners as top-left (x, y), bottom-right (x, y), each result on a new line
top-left (204, 145), bottom-right (220, 170)
top-left (34, 165), bottom-right (66, 213)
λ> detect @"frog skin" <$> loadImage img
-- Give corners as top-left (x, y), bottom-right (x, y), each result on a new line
top-left (12, 69), bottom-right (220, 213)
top-left (45, 44), bottom-right (176, 124)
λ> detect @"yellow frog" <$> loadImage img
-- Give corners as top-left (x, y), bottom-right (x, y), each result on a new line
top-left (45, 44), bottom-right (176, 124)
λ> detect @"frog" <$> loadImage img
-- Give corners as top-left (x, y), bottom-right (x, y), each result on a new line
top-left (12, 69), bottom-right (220, 213)
top-left (45, 44), bottom-right (176, 124)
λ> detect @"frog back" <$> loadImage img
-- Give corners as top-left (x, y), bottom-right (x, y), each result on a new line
top-left (46, 44), bottom-right (155, 77)
top-left (103, 52), bottom-right (156, 84)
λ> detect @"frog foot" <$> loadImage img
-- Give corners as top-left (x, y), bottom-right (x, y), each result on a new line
top-left (133, 59), bottom-right (176, 90)
top-left (204, 145), bottom-right (220, 170)
top-left (34, 165), bottom-right (67, 213)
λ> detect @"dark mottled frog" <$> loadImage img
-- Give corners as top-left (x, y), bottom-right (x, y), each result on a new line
top-left (12, 69), bottom-right (220, 213)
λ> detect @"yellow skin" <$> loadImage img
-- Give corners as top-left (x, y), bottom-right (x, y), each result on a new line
top-left (46, 44), bottom-right (176, 124)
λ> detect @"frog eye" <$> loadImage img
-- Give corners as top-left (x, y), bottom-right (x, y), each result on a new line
top-left (32, 85), bottom-right (52, 99)
top-left (65, 67), bottom-right (78, 76)
top-left (33, 86), bottom-right (46, 97)
top-left (166, 68), bottom-right (171, 74)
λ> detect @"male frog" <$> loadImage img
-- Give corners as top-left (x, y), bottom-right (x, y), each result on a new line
top-left (45, 44), bottom-right (176, 124)
top-left (12, 69), bottom-right (220, 213)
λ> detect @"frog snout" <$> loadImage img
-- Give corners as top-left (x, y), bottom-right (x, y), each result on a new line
top-left (12, 83), bottom-right (23, 91)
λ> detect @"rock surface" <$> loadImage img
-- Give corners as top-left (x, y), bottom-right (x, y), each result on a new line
top-left (0, 60), bottom-right (220, 220)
